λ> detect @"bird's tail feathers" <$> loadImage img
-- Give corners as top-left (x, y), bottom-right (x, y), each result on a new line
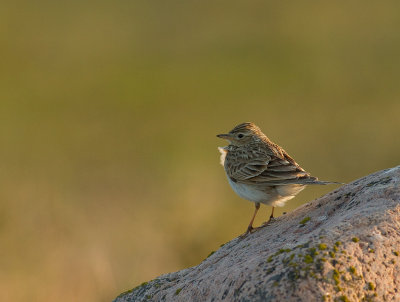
top-left (307, 180), bottom-right (345, 185)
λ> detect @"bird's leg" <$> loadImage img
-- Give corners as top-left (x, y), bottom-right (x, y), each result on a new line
top-left (241, 203), bottom-right (260, 237)
top-left (269, 206), bottom-right (275, 221)
top-left (262, 207), bottom-right (275, 226)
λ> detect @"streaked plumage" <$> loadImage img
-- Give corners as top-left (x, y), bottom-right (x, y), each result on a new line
top-left (217, 122), bottom-right (341, 236)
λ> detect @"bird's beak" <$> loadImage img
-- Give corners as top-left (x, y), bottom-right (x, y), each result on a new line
top-left (216, 133), bottom-right (231, 140)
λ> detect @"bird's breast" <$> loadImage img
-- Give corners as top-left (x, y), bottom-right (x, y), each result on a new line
top-left (227, 176), bottom-right (275, 204)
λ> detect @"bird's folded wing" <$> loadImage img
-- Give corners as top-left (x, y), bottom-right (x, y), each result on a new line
top-left (227, 155), bottom-right (271, 180)
top-left (234, 156), bottom-right (315, 185)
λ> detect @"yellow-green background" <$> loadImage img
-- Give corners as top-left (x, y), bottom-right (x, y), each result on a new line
top-left (1, 1), bottom-right (399, 301)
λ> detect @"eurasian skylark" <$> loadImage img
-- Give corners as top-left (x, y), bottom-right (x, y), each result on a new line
top-left (217, 122), bottom-right (341, 236)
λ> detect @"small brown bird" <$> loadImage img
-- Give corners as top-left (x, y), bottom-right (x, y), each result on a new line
top-left (217, 122), bottom-right (341, 236)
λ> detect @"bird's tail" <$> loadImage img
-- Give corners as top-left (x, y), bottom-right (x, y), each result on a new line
top-left (307, 180), bottom-right (345, 185)
top-left (257, 178), bottom-right (344, 186)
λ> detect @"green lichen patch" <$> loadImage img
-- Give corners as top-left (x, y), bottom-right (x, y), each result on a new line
top-left (175, 288), bottom-right (182, 295)
top-left (368, 249), bottom-right (375, 253)
top-left (367, 282), bottom-right (375, 291)
top-left (332, 269), bottom-right (340, 285)
top-left (333, 245), bottom-right (339, 252)
top-left (299, 247), bottom-right (321, 265)
top-left (338, 295), bottom-right (350, 302)
top-left (335, 241), bottom-right (342, 247)
top-left (206, 251), bottom-right (215, 258)
top-left (294, 243), bottom-right (307, 249)
top-left (117, 281), bottom-right (150, 298)
top-left (267, 248), bottom-right (294, 265)
top-left (299, 216), bottom-right (311, 225)
top-left (393, 251), bottom-right (399, 256)
top-left (352, 237), bottom-right (359, 243)
top-left (281, 243), bottom-right (330, 285)
top-left (267, 248), bottom-right (293, 263)
top-left (275, 240), bottom-right (367, 298)
top-left (117, 288), bottom-right (134, 298)
top-left (304, 255), bottom-right (313, 264)
top-left (308, 247), bottom-right (318, 256)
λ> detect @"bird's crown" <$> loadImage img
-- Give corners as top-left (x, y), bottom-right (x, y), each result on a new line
top-left (229, 122), bottom-right (262, 135)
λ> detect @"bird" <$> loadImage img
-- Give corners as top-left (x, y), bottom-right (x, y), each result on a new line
top-left (217, 122), bottom-right (341, 236)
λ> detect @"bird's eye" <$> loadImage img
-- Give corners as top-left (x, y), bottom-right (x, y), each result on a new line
top-left (238, 134), bottom-right (244, 139)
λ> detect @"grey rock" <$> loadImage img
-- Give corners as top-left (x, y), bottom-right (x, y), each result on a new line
top-left (114, 166), bottom-right (400, 302)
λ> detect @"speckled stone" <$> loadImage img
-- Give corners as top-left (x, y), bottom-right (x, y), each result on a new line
top-left (114, 166), bottom-right (400, 302)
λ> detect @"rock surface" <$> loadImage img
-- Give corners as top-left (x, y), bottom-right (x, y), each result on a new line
top-left (114, 166), bottom-right (400, 302)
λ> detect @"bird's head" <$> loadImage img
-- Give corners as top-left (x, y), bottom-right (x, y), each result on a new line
top-left (217, 122), bottom-right (264, 146)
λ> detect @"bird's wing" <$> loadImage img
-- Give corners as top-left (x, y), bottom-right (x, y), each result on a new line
top-left (225, 151), bottom-right (271, 181)
top-left (228, 147), bottom-right (316, 185)
top-left (248, 156), bottom-right (313, 183)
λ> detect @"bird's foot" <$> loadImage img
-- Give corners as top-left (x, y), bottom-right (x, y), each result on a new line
top-left (261, 217), bottom-right (276, 227)
top-left (239, 226), bottom-right (258, 238)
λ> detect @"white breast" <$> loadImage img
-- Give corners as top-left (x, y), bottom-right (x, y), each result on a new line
top-left (218, 147), bottom-right (228, 166)
top-left (227, 177), bottom-right (274, 204)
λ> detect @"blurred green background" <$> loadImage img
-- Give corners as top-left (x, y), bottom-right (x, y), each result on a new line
top-left (1, 1), bottom-right (399, 301)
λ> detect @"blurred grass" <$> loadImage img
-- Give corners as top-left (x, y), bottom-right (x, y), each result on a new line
top-left (1, 1), bottom-right (399, 301)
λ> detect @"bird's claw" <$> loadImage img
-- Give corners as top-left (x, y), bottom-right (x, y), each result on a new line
top-left (239, 226), bottom-right (259, 238)
top-left (261, 217), bottom-right (276, 227)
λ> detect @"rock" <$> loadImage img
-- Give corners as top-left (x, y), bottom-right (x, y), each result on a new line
top-left (114, 166), bottom-right (400, 302)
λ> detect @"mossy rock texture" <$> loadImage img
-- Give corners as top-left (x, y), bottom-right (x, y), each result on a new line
top-left (114, 166), bottom-right (400, 302)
